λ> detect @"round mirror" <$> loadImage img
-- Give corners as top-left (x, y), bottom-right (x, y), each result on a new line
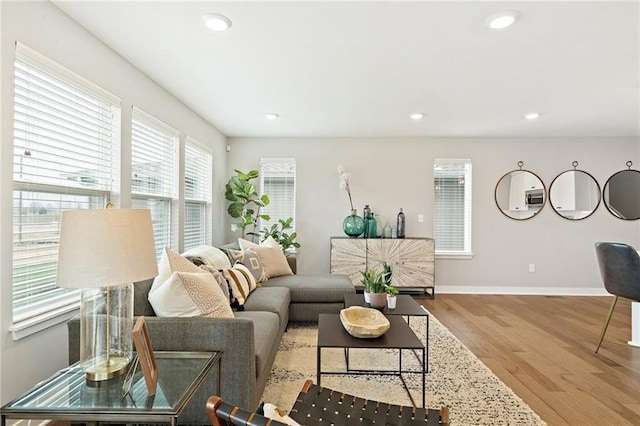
top-left (603, 169), bottom-right (640, 220)
top-left (549, 170), bottom-right (601, 220)
top-left (495, 169), bottom-right (546, 220)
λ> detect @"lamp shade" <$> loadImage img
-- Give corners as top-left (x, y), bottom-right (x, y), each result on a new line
top-left (56, 209), bottom-right (158, 289)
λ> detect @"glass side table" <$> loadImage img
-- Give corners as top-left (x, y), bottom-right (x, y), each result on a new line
top-left (1, 351), bottom-right (221, 426)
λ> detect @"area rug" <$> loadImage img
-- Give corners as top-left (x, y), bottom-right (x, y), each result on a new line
top-left (261, 310), bottom-right (546, 425)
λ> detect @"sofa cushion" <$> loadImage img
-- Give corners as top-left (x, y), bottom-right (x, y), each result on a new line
top-left (239, 237), bottom-right (293, 280)
top-left (243, 287), bottom-right (290, 324)
top-left (152, 247), bottom-right (202, 290)
top-left (263, 274), bottom-right (354, 303)
top-left (234, 311), bottom-right (280, 380)
top-left (149, 271), bottom-right (234, 318)
top-left (222, 267), bottom-right (255, 307)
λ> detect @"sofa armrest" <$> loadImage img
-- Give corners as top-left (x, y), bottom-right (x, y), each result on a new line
top-left (67, 316), bottom-right (259, 421)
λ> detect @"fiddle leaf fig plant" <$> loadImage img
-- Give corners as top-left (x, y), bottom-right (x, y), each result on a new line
top-left (260, 217), bottom-right (300, 253)
top-left (225, 169), bottom-right (270, 240)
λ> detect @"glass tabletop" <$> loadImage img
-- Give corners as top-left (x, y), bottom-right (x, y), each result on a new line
top-left (2, 351), bottom-right (220, 420)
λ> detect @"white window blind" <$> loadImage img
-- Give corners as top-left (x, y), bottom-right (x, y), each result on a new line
top-left (259, 158), bottom-right (296, 234)
top-left (184, 139), bottom-right (212, 250)
top-left (12, 42), bottom-right (119, 327)
top-left (434, 159), bottom-right (472, 256)
top-left (131, 107), bottom-right (178, 260)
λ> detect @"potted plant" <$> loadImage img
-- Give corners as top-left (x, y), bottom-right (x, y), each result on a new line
top-left (386, 285), bottom-right (399, 309)
top-left (360, 267), bottom-right (386, 309)
top-left (225, 169), bottom-right (270, 241)
top-left (260, 217), bottom-right (300, 253)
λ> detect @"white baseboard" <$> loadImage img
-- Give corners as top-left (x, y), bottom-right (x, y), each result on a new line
top-left (436, 286), bottom-right (609, 296)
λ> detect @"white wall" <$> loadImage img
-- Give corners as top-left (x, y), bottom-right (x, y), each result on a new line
top-left (228, 137), bottom-right (639, 294)
top-left (0, 1), bottom-right (227, 404)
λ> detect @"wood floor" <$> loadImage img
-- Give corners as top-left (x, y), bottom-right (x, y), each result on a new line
top-left (418, 294), bottom-right (640, 426)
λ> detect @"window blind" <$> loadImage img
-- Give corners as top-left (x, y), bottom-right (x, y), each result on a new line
top-left (259, 158), bottom-right (296, 234)
top-left (131, 107), bottom-right (178, 259)
top-left (184, 139), bottom-right (212, 250)
top-left (12, 43), bottom-right (119, 324)
top-left (434, 159), bottom-right (472, 255)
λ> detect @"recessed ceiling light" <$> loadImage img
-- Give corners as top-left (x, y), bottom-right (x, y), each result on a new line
top-left (486, 11), bottom-right (519, 30)
top-left (202, 13), bottom-right (232, 31)
top-left (410, 113), bottom-right (424, 120)
top-left (524, 112), bottom-right (540, 120)
top-left (265, 113), bottom-right (280, 120)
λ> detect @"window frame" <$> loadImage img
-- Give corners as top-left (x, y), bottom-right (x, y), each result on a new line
top-left (131, 107), bottom-right (179, 261)
top-left (183, 138), bottom-right (212, 250)
top-left (433, 158), bottom-right (473, 259)
top-left (10, 43), bottom-right (120, 339)
top-left (259, 158), bottom-right (297, 239)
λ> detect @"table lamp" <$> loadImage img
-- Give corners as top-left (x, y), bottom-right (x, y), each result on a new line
top-left (56, 208), bottom-right (158, 381)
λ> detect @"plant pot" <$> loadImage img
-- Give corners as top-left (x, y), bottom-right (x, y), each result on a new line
top-left (368, 292), bottom-right (387, 309)
top-left (363, 291), bottom-right (371, 304)
top-left (387, 295), bottom-right (397, 309)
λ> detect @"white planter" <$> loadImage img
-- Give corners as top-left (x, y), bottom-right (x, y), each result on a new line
top-left (387, 295), bottom-right (397, 309)
top-left (364, 291), bottom-right (371, 304)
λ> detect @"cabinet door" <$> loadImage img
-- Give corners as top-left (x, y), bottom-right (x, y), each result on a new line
top-left (330, 238), bottom-right (366, 286)
top-left (366, 239), bottom-right (434, 289)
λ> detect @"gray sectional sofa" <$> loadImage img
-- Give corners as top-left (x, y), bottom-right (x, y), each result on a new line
top-left (67, 246), bottom-right (354, 425)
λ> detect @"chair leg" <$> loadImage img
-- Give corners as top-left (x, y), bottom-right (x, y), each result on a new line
top-left (596, 296), bottom-right (619, 353)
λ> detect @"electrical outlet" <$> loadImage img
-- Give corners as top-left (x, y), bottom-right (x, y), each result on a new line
top-left (418, 214), bottom-right (424, 223)
top-left (529, 264), bottom-right (535, 273)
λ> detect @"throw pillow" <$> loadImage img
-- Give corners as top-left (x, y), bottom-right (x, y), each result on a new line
top-left (222, 267), bottom-right (252, 307)
top-left (182, 245), bottom-right (232, 269)
top-left (228, 248), bottom-right (266, 283)
top-left (233, 263), bottom-right (258, 292)
top-left (199, 264), bottom-right (231, 303)
top-left (148, 271), bottom-right (234, 318)
top-left (250, 244), bottom-right (293, 280)
top-left (151, 247), bottom-right (202, 293)
top-left (238, 236), bottom-right (292, 280)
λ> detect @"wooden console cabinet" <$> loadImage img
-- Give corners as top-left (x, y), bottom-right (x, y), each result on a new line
top-left (330, 237), bottom-right (435, 298)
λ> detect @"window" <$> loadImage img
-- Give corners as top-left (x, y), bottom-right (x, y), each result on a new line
top-left (259, 158), bottom-right (296, 235)
top-left (12, 43), bottom-right (120, 332)
top-left (131, 108), bottom-right (178, 260)
top-left (184, 138), bottom-right (212, 250)
top-left (434, 159), bottom-right (472, 256)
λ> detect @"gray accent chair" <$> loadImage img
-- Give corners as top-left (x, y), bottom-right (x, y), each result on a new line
top-left (594, 241), bottom-right (640, 352)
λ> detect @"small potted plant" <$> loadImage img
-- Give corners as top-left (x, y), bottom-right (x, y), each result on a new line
top-left (386, 285), bottom-right (399, 309)
top-left (360, 267), bottom-right (386, 309)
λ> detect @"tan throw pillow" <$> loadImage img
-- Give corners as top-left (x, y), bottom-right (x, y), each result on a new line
top-left (233, 263), bottom-right (258, 292)
top-left (148, 271), bottom-right (234, 318)
top-left (251, 244), bottom-right (293, 280)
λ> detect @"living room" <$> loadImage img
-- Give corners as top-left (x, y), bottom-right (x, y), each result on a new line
top-left (0, 1), bottom-right (638, 424)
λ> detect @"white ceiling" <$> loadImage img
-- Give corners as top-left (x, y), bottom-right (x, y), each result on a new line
top-left (52, 1), bottom-right (639, 138)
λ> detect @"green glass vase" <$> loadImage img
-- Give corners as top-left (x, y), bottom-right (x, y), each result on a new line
top-left (343, 209), bottom-right (365, 238)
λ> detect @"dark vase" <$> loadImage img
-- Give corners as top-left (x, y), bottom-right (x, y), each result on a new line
top-left (343, 209), bottom-right (365, 237)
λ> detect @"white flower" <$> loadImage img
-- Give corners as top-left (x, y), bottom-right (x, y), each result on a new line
top-left (337, 166), bottom-right (354, 210)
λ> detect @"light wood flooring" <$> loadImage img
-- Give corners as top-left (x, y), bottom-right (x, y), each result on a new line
top-left (418, 294), bottom-right (640, 426)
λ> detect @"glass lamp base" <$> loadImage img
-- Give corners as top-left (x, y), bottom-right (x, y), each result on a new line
top-left (85, 356), bottom-right (130, 381)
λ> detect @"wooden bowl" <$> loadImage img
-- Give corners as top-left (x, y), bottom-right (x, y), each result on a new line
top-left (339, 306), bottom-right (390, 338)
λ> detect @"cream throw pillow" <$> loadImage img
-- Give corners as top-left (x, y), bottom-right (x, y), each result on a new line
top-left (182, 245), bottom-right (232, 269)
top-left (149, 247), bottom-right (234, 318)
top-left (238, 236), bottom-right (293, 280)
top-left (149, 271), bottom-right (234, 318)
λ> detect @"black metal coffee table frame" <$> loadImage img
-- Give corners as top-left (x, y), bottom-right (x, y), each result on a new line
top-left (317, 314), bottom-right (426, 408)
top-left (344, 293), bottom-right (429, 372)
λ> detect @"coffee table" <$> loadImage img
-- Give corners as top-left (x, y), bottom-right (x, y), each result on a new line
top-left (344, 293), bottom-right (429, 371)
top-left (317, 314), bottom-right (425, 408)
top-left (1, 351), bottom-right (221, 426)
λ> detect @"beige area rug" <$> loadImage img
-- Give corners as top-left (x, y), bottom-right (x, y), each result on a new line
top-left (261, 310), bottom-right (546, 425)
